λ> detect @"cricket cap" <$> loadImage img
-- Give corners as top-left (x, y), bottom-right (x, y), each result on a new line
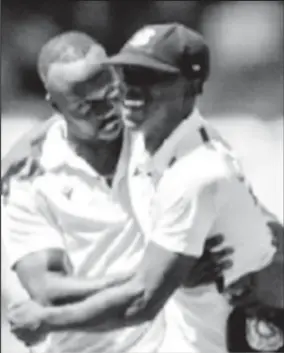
top-left (107, 23), bottom-right (210, 81)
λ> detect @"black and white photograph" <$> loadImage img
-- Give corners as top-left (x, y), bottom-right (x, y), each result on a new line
top-left (1, 1), bottom-right (283, 352)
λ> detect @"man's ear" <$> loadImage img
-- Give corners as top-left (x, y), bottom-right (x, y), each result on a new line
top-left (45, 93), bottom-right (60, 112)
top-left (185, 79), bottom-right (204, 97)
top-left (195, 79), bottom-right (204, 95)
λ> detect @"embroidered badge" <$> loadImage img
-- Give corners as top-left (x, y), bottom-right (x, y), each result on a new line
top-left (246, 317), bottom-right (283, 351)
top-left (192, 64), bottom-right (201, 72)
top-left (129, 28), bottom-right (156, 47)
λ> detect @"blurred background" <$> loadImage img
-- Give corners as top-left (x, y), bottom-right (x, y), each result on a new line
top-left (1, 1), bottom-right (283, 352)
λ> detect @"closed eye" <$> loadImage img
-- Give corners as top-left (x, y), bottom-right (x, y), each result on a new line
top-left (73, 101), bottom-right (92, 116)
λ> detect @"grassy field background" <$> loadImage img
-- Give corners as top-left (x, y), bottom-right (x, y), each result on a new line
top-left (1, 112), bottom-right (283, 353)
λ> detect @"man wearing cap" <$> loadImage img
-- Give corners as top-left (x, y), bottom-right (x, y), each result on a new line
top-left (104, 23), bottom-right (280, 352)
top-left (4, 30), bottom-right (235, 353)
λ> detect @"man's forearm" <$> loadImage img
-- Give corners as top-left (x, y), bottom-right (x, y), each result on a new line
top-left (26, 272), bottom-right (133, 306)
top-left (42, 279), bottom-right (144, 332)
top-left (40, 243), bottom-right (196, 332)
top-left (10, 243), bottom-right (199, 339)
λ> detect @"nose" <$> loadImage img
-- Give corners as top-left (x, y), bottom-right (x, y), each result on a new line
top-left (107, 87), bottom-right (121, 103)
top-left (91, 85), bottom-right (121, 120)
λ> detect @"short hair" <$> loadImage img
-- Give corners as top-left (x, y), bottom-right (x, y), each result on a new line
top-left (37, 31), bottom-right (104, 84)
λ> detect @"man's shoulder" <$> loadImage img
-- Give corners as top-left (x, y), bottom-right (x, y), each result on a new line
top-left (165, 142), bottom-right (230, 188)
top-left (155, 145), bottom-right (227, 206)
top-left (1, 115), bottom-right (60, 176)
top-left (1, 115), bottom-right (61, 199)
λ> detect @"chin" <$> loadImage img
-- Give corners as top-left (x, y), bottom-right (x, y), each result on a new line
top-left (122, 116), bottom-right (144, 132)
top-left (99, 127), bottom-right (123, 142)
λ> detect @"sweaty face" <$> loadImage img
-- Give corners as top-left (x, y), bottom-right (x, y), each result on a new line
top-left (120, 66), bottom-right (185, 135)
top-left (46, 60), bottom-right (123, 144)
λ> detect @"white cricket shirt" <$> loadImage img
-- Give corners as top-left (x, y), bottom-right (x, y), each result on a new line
top-left (128, 109), bottom-right (276, 353)
top-left (3, 117), bottom-right (165, 353)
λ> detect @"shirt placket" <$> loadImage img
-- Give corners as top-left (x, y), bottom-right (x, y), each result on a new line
top-left (130, 167), bottom-right (156, 239)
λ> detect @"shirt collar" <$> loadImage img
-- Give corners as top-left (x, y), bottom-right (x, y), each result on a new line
top-left (135, 109), bottom-right (205, 176)
top-left (111, 128), bottom-right (131, 189)
top-left (40, 116), bottom-right (98, 178)
top-left (40, 116), bottom-right (130, 183)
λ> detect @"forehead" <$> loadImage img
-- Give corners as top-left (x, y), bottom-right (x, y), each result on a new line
top-left (122, 66), bottom-right (178, 87)
top-left (46, 57), bottom-right (116, 99)
top-left (71, 68), bottom-right (115, 99)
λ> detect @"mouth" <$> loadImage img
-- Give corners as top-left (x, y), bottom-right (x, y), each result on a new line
top-left (99, 114), bottom-right (123, 139)
top-left (123, 99), bottom-right (144, 109)
top-left (122, 99), bottom-right (145, 129)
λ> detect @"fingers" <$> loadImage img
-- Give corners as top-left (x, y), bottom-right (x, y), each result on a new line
top-left (203, 259), bottom-right (232, 277)
top-left (211, 248), bottom-right (234, 263)
top-left (8, 301), bottom-right (28, 311)
top-left (10, 321), bottom-right (46, 347)
top-left (207, 260), bottom-right (232, 278)
top-left (193, 260), bottom-right (232, 286)
top-left (199, 248), bottom-right (234, 271)
top-left (218, 260), bottom-right (233, 272)
top-left (10, 327), bottom-right (39, 347)
top-left (228, 290), bottom-right (257, 308)
top-left (205, 234), bottom-right (224, 249)
top-left (186, 242), bottom-right (234, 288)
top-left (7, 309), bottom-right (23, 326)
top-left (217, 259), bottom-right (233, 271)
top-left (190, 252), bottom-right (233, 282)
top-left (267, 221), bottom-right (283, 248)
top-left (267, 221), bottom-right (284, 236)
top-left (7, 311), bottom-right (17, 325)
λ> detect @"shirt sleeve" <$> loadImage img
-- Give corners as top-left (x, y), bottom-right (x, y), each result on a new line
top-left (3, 180), bottom-right (65, 269)
top-left (150, 158), bottom-right (223, 258)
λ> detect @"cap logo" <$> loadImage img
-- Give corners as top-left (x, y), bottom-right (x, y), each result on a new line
top-left (129, 28), bottom-right (156, 47)
top-left (192, 64), bottom-right (201, 72)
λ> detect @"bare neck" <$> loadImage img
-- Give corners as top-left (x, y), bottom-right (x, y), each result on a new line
top-left (68, 134), bottom-right (123, 177)
top-left (144, 105), bottom-right (195, 156)
top-left (144, 118), bottom-right (181, 156)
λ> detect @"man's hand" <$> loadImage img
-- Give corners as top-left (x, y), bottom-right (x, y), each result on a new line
top-left (224, 272), bottom-right (256, 308)
top-left (8, 300), bottom-right (48, 346)
top-left (183, 234), bottom-right (233, 288)
top-left (225, 219), bottom-right (284, 311)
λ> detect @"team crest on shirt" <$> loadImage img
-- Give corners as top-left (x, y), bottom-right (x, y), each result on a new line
top-left (246, 317), bottom-right (283, 351)
top-left (129, 28), bottom-right (156, 47)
